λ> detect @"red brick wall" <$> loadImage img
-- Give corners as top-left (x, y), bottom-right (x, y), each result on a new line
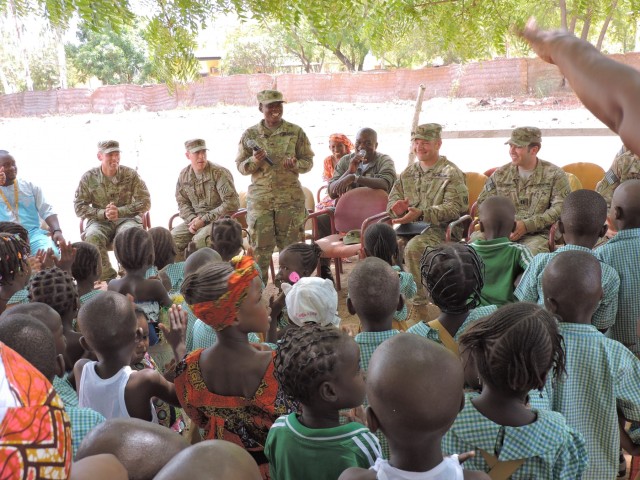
top-left (1, 53), bottom-right (638, 117)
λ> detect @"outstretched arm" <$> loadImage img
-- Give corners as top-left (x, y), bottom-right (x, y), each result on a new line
top-left (520, 19), bottom-right (640, 156)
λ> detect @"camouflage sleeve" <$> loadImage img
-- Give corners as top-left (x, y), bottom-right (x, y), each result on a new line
top-left (370, 155), bottom-right (397, 193)
top-left (422, 173), bottom-right (469, 225)
top-left (522, 169), bottom-right (570, 233)
top-left (476, 175), bottom-right (497, 206)
top-left (293, 128), bottom-right (314, 174)
top-left (386, 175), bottom-right (405, 217)
top-left (117, 171), bottom-right (151, 218)
top-left (175, 175), bottom-right (197, 224)
top-left (203, 171), bottom-right (240, 223)
top-left (595, 157), bottom-right (622, 208)
top-left (235, 132), bottom-right (260, 176)
top-left (73, 173), bottom-right (106, 221)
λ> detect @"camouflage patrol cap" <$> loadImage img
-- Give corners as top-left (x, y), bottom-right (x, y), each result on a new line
top-left (412, 123), bottom-right (443, 141)
top-left (257, 90), bottom-right (286, 105)
top-left (505, 127), bottom-right (542, 147)
top-left (97, 140), bottom-right (120, 154)
top-left (184, 138), bottom-right (208, 153)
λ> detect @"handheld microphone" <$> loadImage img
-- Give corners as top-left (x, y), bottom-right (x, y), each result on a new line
top-left (247, 139), bottom-right (274, 166)
top-left (358, 149), bottom-right (366, 157)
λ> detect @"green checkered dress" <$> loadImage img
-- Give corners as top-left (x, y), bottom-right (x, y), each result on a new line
top-left (67, 407), bottom-right (105, 457)
top-left (407, 305), bottom-right (498, 343)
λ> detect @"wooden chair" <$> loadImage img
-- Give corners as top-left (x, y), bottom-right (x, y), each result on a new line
top-left (561, 162), bottom-right (605, 191)
top-left (306, 187), bottom-right (389, 290)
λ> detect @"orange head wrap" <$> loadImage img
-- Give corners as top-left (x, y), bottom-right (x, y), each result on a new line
top-left (329, 134), bottom-right (354, 153)
top-left (191, 256), bottom-right (258, 331)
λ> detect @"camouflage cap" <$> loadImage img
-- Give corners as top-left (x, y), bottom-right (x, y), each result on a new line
top-left (97, 140), bottom-right (120, 154)
top-left (411, 123), bottom-right (442, 141)
top-left (184, 138), bottom-right (208, 153)
top-left (257, 90), bottom-right (286, 105)
top-left (505, 127), bottom-right (542, 147)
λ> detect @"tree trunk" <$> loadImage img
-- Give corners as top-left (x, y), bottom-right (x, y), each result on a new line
top-left (0, 67), bottom-right (13, 94)
top-left (569, 16), bottom-right (577, 34)
top-left (332, 45), bottom-right (356, 71)
top-left (596, 0), bottom-right (619, 51)
top-left (559, 0), bottom-right (568, 30)
top-left (580, 8), bottom-right (592, 41)
top-left (55, 27), bottom-right (67, 89)
top-left (9, 1), bottom-right (33, 90)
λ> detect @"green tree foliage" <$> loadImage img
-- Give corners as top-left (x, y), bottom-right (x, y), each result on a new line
top-left (222, 26), bottom-right (284, 74)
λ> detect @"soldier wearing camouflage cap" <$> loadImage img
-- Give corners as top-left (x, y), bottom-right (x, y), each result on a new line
top-left (476, 127), bottom-right (571, 255)
top-left (172, 139), bottom-right (240, 258)
top-left (235, 90), bottom-right (314, 284)
top-left (74, 140), bottom-right (151, 280)
top-left (387, 123), bottom-right (469, 305)
top-left (596, 145), bottom-right (640, 209)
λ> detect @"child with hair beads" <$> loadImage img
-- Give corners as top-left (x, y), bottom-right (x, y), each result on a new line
top-left (72, 241), bottom-right (103, 305)
top-left (407, 244), bottom-right (496, 357)
top-left (443, 303), bottom-right (588, 478)
top-left (347, 256), bottom-right (403, 458)
top-left (516, 189), bottom-right (619, 330)
top-left (470, 196), bottom-right (532, 306)
top-left (75, 291), bottom-right (185, 421)
top-left (269, 242), bottom-right (322, 341)
top-left (175, 257), bottom-right (297, 479)
top-left (0, 229), bottom-right (31, 310)
top-left (542, 250), bottom-right (640, 479)
top-left (340, 334), bottom-right (489, 480)
top-left (265, 323), bottom-right (380, 479)
top-left (362, 223), bottom-right (416, 329)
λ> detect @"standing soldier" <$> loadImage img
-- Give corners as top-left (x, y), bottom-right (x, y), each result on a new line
top-left (74, 140), bottom-right (151, 281)
top-left (172, 138), bottom-right (240, 258)
top-left (235, 90), bottom-right (314, 284)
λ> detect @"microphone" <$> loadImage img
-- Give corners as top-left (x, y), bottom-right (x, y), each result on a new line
top-left (358, 149), bottom-right (366, 157)
top-left (247, 139), bottom-right (274, 166)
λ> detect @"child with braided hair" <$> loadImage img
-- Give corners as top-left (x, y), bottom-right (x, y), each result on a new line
top-left (265, 323), bottom-right (381, 479)
top-left (210, 217), bottom-right (244, 262)
top-left (407, 243), bottom-right (496, 356)
top-left (174, 256), bottom-right (297, 479)
top-left (0, 231), bottom-right (31, 312)
top-left (71, 241), bottom-right (104, 305)
top-left (149, 227), bottom-right (184, 294)
top-left (442, 303), bottom-right (588, 479)
top-left (362, 223), bottom-right (416, 329)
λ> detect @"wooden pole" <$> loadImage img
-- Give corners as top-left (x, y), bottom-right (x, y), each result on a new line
top-left (408, 84), bottom-right (426, 166)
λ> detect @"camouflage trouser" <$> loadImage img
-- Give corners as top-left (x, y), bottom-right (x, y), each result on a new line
top-left (83, 218), bottom-right (143, 281)
top-left (401, 227), bottom-right (446, 304)
top-left (470, 230), bottom-right (550, 256)
top-left (171, 222), bottom-right (211, 260)
top-left (248, 205), bottom-right (305, 285)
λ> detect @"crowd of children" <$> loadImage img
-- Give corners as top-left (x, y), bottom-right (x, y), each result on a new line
top-left (4, 175), bottom-right (640, 479)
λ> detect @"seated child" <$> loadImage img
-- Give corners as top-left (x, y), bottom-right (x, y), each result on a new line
top-left (0, 229), bottom-right (31, 310)
top-left (442, 303), bottom-right (588, 478)
top-left (346, 257), bottom-right (403, 458)
top-left (594, 180), bottom-right (640, 351)
top-left (516, 189), bottom-right (619, 331)
top-left (281, 276), bottom-right (340, 327)
top-left (362, 223), bottom-right (416, 329)
top-left (339, 334), bottom-right (489, 480)
top-left (149, 226), bottom-right (184, 294)
top-left (155, 440), bottom-right (262, 480)
top-left (175, 257), bottom-right (297, 479)
top-left (76, 417), bottom-right (188, 479)
top-left (470, 196), bottom-right (532, 306)
top-left (75, 291), bottom-right (183, 422)
top-left (265, 324), bottom-right (380, 479)
top-left (71, 241), bottom-right (104, 305)
top-left (28, 267), bottom-right (84, 371)
top-left (0, 313), bottom-right (105, 457)
top-left (210, 217), bottom-right (244, 262)
top-left (109, 227), bottom-right (175, 369)
top-left (408, 243), bottom-right (496, 356)
top-left (542, 250), bottom-right (640, 480)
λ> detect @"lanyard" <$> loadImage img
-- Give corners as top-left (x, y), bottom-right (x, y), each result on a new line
top-left (0, 180), bottom-right (19, 222)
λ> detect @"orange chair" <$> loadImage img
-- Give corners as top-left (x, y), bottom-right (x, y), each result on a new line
top-left (306, 187), bottom-right (389, 290)
top-left (561, 162), bottom-right (605, 191)
top-left (445, 172), bottom-right (488, 242)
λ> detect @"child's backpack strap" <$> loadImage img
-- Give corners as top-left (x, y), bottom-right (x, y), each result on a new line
top-left (427, 319), bottom-right (459, 356)
top-left (479, 449), bottom-right (526, 480)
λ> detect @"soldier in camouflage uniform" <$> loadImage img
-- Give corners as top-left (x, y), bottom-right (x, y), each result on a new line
top-left (74, 140), bottom-right (151, 281)
top-left (596, 146), bottom-right (640, 208)
top-left (172, 138), bottom-right (240, 258)
top-left (476, 127), bottom-right (571, 255)
top-left (235, 90), bottom-right (314, 284)
top-left (387, 124), bottom-right (468, 305)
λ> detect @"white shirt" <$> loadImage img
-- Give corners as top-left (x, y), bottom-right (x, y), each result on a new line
top-left (371, 456), bottom-right (464, 480)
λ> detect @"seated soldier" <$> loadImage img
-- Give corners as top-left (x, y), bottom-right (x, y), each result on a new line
top-left (172, 139), bottom-right (239, 259)
top-left (74, 140), bottom-right (151, 281)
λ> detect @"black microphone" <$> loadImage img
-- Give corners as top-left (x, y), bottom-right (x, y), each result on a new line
top-left (247, 139), bottom-right (274, 166)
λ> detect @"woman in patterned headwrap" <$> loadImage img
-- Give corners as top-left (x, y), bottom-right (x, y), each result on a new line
top-left (174, 256), bottom-right (297, 480)
top-left (317, 134), bottom-right (354, 211)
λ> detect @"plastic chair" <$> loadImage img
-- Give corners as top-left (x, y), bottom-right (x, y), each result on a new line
top-left (445, 172), bottom-right (488, 242)
top-left (306, 187), bottom-right (389, 290)
top-left (317, 185), bottom-right (328, 203)
top-left (561, 162), bottom-right (605, 191)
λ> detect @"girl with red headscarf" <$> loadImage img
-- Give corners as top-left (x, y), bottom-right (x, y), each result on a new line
top-left (174, 256), bottom-right (297, 480)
